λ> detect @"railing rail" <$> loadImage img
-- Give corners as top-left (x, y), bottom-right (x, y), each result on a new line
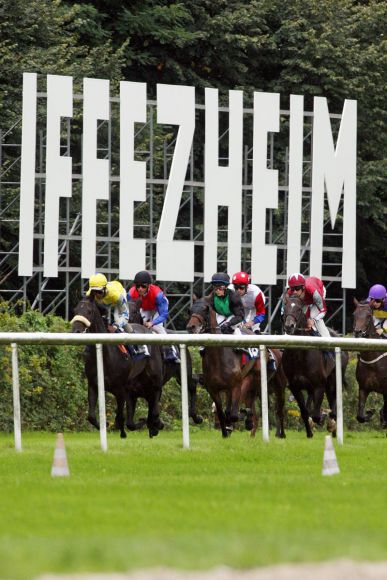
top-left (3, 332), bottom-right (385, 453)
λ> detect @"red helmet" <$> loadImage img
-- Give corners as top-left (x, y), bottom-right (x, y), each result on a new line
top-left (232, 271), bottom-right (250, 285)
top-left (288, 273), bottom-right (306, 288)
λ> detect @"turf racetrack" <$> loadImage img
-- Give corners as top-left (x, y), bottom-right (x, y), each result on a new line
top-left (0, 430), bottom-right (386, 579)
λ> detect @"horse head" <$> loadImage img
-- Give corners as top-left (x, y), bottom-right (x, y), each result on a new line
top-left (283, 294), bottom-right (307, 335)
top-left (71, 296), bottom-right (106, 333)
top-left (353, 298), bottom-right (375, 338)
top-left (186, 296), bottom-right (212, 334)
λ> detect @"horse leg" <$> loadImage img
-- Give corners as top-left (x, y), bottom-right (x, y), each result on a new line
top-left (325, 381), bottom-right (337, 436)
top-left (230, 382), bottom-right (241, 424)
top-left (146, 387), bottom-right (163, 438)
top-left (213, 392), bottom-right (229, 438)
top-left (380, 394), bottom-right (387, 429)
top-left (240, 375), bottom-right (255, 433)
top-left (87, 381), bottom-right (100, 430)
top-left (188, 375), bottom-right (203, 424)
top-left (311, 386), bottom-right (325, 425)
top-left (357, 388), bottom-right (370, 423)
top-left (273, 377), bottom-right (286, 439)
top-left (292, 387), bottom-right (313, 438)
top-left (116, 393), bottom-right (127, 439)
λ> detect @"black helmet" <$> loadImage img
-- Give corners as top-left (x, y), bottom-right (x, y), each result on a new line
top-left (211, 272), bottom-right (230, 285)
top-left (134, 270), bottom-right (152, 285)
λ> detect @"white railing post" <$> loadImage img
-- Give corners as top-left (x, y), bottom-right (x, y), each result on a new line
top-left (180, 344), bottom-right (190, 449)
top-left (259, 345), bottom-right (269, 442)
top-left (335, 346), bottom-right (344, 445)
top-left (11, 343), bottom-right (22, 452)
top-left (96, 343), bottom-right (108, 452)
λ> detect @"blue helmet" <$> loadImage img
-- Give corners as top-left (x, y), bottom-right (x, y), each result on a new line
top-left (211, 272), bottom-right (230, 286)
top-left (368, 284), bottom-right (386, 300)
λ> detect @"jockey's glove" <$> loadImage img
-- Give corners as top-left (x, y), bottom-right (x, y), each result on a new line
top-left (220, 323), bottom-right (233, 334)
top-left (252, 323), bottom-right (261, 334)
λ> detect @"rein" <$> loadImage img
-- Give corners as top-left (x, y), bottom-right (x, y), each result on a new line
top-left (359, 352), bottom-right (387, 365)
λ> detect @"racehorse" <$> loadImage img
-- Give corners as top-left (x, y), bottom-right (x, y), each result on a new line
top-left (353, 299), bottom-right (387, 428)
top-left (282, 293), bottom-right (349, 437)
top-left (71, 296), bottom-right (164, 438)
top-left (127, 300), bottom-right (203, 425)
top-left (186, 296), bottom-right (284, 437)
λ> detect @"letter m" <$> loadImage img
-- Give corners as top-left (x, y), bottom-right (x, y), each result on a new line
top-left (310, 98), bottom-right (357, 288)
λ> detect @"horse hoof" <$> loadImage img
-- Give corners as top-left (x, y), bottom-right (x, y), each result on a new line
top-left (149, 428), bottom-right (159, 438)
top-left (120, 431), bottom-right (127, 439)
top-left (245, 419), bottom-right (253, 431)
top-left (357, 415), bottom-right (366, 423)
top-left (276, 432), bottom-right (286, 439)
top-left (307, 431), bottom-right (314, 438)
top-left (191, 414), bottom-right (203, 424)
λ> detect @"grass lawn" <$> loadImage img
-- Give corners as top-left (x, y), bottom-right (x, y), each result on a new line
top-left (0, 429), bottom-right (386, 579)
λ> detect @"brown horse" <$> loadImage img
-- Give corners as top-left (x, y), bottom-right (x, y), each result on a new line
top-left (186, 296), bottom-right (282, 438)
top-left (353, 299), bottom-right (387, 428)
top-left (71, 296), bottom-right (164, 438)
top-left (282, 293), bottom-right (348, 437)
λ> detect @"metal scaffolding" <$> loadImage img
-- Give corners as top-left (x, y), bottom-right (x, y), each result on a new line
top-left (0, 86), bottom-right (347, 332)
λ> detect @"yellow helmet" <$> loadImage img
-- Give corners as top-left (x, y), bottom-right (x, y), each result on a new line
top-left (89, 273), bottom-right (108, 290)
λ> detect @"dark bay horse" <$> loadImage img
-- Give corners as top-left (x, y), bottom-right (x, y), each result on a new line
top-left (282, 294), bottom-right (349, 437)
top-left (186, 296), bottom-right (283, 438)
top-left (127, 300), bottom-right (203, 425)
top-left (353, 299), bottom-right (387, 428)
top-left (71, 296), bottom-right (164, 438)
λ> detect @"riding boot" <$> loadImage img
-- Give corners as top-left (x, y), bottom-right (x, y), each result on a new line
top-left (267, 349), bottom-right (277, 371)
top-left (127, 344), bottom-right (151, 360)
top-left (323, 350), bottom-right (335, 363)
top-left (163, 346), bottom-right (180, 363)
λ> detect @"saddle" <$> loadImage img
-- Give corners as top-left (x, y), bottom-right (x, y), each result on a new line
top-left (107, 324), bottom-right (128, 357)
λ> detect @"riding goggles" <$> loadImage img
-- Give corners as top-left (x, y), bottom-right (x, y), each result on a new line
top-left (234, 284), bottom-right (247, 291)
top-left (212, 283), bottom-right (226, 289)
top-left (136, 284), bottom-right (149, 290)
top-left (290, 285), bottom-right (304, 292)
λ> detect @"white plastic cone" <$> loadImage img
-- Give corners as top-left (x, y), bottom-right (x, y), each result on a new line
top-left (51, 433), bottom-right (70, 477)
top-left (322, 435), bottom-right (340, 476)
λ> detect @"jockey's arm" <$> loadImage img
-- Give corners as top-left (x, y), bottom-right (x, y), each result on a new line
top-left (113, 293), bottom-right (130, 329)
top-left (150, 292), bottom-right (169, 326)
top-left (252, 292), bottom-right (265, 328)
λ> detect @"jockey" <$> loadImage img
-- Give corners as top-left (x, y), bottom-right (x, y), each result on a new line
top-left (229, 271), bottom-right (265, 333)
top-left (127, 270), bottom-right (179, 362)
top-left (230, 271), bottom-right (276, 370)
top-left (87, 273), bottom-right (150, 359)
top-left (367, 284), bottom-right (387, 338)
top-left (287, 273), bottom-right (330, 338)
top-left (209, 272), bottom-right (244, 333)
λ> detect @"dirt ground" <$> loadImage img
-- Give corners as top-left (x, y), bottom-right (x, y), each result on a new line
top-left (39, 560), bottom-right (387, 580)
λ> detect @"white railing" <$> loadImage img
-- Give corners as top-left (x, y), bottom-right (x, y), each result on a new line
top-left (1, 332), bottom-right (386, 452)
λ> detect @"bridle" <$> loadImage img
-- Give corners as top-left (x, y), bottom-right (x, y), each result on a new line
top-left (71, 299), bottom-right (95, 333)
top-left (284, 296), bottom-right (307, 334)
top-left (353, 303), bottom-right (374, 339)
top-left (188, 301), bottom-right (217, 334)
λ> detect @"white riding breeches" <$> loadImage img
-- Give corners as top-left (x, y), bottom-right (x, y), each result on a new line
top-left (140, 309), bottom-right (166, 334)
top-left (314, 317), bottom-right (330, 338)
